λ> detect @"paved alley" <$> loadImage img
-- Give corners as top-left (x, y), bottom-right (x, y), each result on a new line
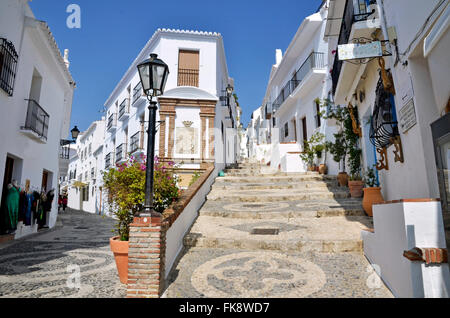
top-left (164, 162), bottom-right (393, 298)
top-left (0, 209), bottom-right (126, 298)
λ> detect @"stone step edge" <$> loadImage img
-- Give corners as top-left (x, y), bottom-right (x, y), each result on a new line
top-left (183, 235), bottom-right (363, 253)
top-left (198, 209), bottom-right (366, 218)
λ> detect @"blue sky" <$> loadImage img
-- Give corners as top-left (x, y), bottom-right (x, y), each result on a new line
top-left (29, 0), bottom-right (321, 132)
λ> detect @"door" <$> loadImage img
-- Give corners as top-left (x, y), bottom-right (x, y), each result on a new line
top-left (302, 117), bottom-right (308, 148)
top-left (363, 112), bottom-right (380, 185)
top-left (431, 112), bottom-right (450, 256)
top-left (1, 157), bottom-right (14, 234)
top-left (41, 170), bottom-right (48, 192)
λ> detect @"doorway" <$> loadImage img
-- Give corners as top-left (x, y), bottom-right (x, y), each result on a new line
top-left (301, 117), bottom-right (308, 149)
top-left (362, 109), bottom-right (379, 185)
top-left (0, 157), bottom-right (14, 234)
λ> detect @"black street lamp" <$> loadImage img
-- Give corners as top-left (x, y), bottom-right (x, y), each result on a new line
top-left (137, 54), bottom-right (169, 217)
top-left (60, 126), bottom-right (80, 146)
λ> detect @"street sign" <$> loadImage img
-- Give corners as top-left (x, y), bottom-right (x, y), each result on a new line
top-left (338, 41), bottom-right (383, 61)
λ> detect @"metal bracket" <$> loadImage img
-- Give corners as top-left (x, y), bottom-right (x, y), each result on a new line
top-left (376, 147), bottom-right (389, 171)
top-left (390, 135), bottom-right (404, 163)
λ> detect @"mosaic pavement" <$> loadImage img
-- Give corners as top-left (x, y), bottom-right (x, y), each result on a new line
top-left (0, 209), bottom-right (126, 298)
top-left (165, 162), bottom-right (393, 298)
top-left (164, 248), bottom-right (393, 298)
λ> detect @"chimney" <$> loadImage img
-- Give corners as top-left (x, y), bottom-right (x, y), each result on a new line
top-left (64, 49), bottom-right (70, 69)
top-left (275, 49), bottom-right (283, 66)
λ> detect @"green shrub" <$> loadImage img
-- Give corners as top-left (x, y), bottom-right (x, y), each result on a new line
top-left (103, 155), bottom-right (179, 241)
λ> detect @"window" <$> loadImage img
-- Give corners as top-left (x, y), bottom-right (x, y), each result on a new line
top-left (284, 123), bottom-right (289, 138)
top-left (0, 38), bottom-right (18, 96)
top-left (178, 50), bottom-right (199, 87)
top-left (315, 100), bottom-right (321, 128)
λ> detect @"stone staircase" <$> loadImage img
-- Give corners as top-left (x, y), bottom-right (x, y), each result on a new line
top-left (184, 162), bottom-right (373, 254)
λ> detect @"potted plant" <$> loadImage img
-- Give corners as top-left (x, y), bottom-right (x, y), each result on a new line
top-left (299, 132), bottom-right (325, 172)
top-left (103, 155), bottom-right (180, 284)
top-left (320, 100), bottom-right (362, 188)
top-left (362, 165), bottom-right (384, 217)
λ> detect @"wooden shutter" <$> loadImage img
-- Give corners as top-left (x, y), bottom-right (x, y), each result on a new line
top-left (178, 50), bottom-right (199, 87)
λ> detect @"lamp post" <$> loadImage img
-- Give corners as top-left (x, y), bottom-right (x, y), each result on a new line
top-left (137, 54), bottom-right (169, 217)
top-left (60, 126), bottom-right (80, 146)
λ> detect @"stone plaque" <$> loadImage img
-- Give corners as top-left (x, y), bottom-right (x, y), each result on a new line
top-left (176, 127), bottom-right (198, 155)
top-left (398, 98), bottom-right (417, 134)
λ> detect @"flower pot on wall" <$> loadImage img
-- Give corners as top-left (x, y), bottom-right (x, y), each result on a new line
top-left (319, 164), bottom-right (328, 175)
top-left (348, 180), bottom-right (364, 198)
top-left (337, 172), bottom-right (348, 187)
top-left (362, 187), bottom-right (384, 217)
top-left (110, 236), bottom-right (129, 284)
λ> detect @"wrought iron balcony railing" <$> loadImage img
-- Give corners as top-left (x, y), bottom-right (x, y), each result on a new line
top-left (178, 68), bottom-right (199, 87)
top-left (21, 99), bottom-right (50, 140)
top-left (107, 113), bottom-right (117, 130)
top-left (105, 152), bottom-right (112, 169)
top-left (132, 82), bottom-right (144, 105)
top-left (118, 98), bottom-right (130, 120)
top-left (129, 131), bottom-right (144, 154)
top-left (272, 52), bottom-right (325, 114)
top-left (115, 143), bottom-right (127, 163)
top-left (60, 145), bottom-right (71, 160)
top-left (331, 0), bottom-right (377, 94)
top-left (0, 38), bottom-right (18, 96)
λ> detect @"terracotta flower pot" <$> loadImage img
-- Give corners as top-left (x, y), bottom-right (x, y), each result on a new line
top-left (362, 187), bottom-right (384, 217)
top-left (348, 180), bottom-right (364, 198)
top-left (337, 172), bottom-right (348, 187)
top-left (318, 164), bottom-right (328, 175)
top-left (110, 236), bottom-right (129, 284)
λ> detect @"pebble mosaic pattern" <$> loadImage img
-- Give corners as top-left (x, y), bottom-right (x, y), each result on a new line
top-left (0, 210), bottom-right (126, 298)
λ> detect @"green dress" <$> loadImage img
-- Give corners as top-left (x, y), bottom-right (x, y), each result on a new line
top-left (5, 186), bottom-right (20, 231)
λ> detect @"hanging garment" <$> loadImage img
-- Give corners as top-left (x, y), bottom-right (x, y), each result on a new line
top-left (37, 192), bottom-right (47, 228)
top-left (19, 191), bottom-right (27, 222)
top-left (25, 193), bottom-right (34, 226)
top-left (32, 191), bottom-right (40, 222)
top-left (5, 186), bottom-right (20, 231)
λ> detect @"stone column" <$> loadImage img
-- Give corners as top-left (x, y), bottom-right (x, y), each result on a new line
top-left (167, 115), bottom-right (175, 159)
top-left (127, 216), bottom-right (167, 298)
top-left (159, 116), bottom-right (166, 159)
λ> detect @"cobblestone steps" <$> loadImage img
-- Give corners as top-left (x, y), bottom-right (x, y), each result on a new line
top-left (207, 189), bottom-right (351, 202)
top-left (184, 163), bottom-right (369, 254)
top-left (184, 216), bottom-right (370, 253)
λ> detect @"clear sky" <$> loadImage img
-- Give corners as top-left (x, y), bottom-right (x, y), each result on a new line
top-left (29, 0), bottom-right (322, 133)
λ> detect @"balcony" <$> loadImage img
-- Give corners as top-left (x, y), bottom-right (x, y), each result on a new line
top-left (178, 68), bottom-right (199, 87)
top-left (132, 82), bottom-right (146, 108)
top-left (129, 131), bottom-right (145, 158)
top-left (115, 143), bottom-right (127, 164)
top-left (20, 99), bottom-right (49, 143)
top-left (331, 0), bottom-right (380, 103)
top-left (107, 113), bottom-right (117, 132)
top-left (272, 52), bottom-right (326, 115)
top-left (105, 152), bottom-right (113, 169)
top-left (118, 98), bottom-right (130, 121)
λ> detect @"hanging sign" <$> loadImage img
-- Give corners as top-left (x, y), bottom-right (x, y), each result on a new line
top-left (338, 41), bottom-right (383, 61)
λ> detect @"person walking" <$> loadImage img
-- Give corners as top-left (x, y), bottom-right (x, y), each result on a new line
top-left (62, 195), bottom-right (68, 213)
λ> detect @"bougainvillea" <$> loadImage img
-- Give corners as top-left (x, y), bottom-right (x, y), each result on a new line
top-left (103, 154), bottom-right (179, 241)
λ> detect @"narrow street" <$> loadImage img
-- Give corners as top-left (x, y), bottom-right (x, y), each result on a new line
top-left (164, 162), bottom-right (394, 298)
top-left (0, 209), bottom-right (126, 298)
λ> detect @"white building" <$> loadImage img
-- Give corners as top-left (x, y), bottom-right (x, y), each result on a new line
top-left (326, 0), bottom-right (450, 297)
top-left (67, 119), bottom-right (105, 214)
top-left (0, 0), bottom-right (75, 239)
top-left (249, 3), bottom-right (340, 174)
top-left (91, 28), bottom-right (239, 215)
